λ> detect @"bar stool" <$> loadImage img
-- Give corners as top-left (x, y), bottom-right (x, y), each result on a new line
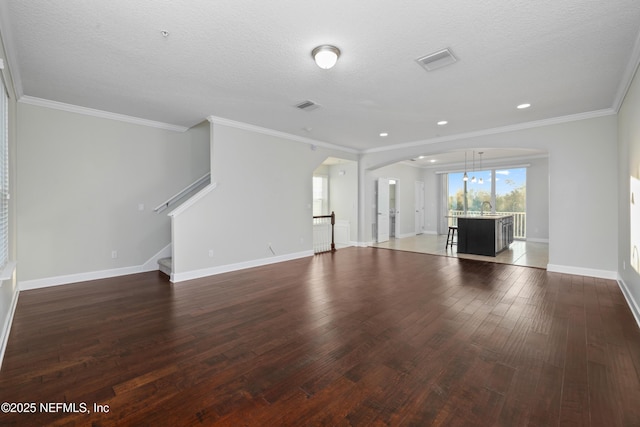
top-left (445, 226), bottom-right (457, 249)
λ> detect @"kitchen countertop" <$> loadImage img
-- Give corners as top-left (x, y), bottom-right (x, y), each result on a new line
top-left (455, 214), bottom-right (513, 220)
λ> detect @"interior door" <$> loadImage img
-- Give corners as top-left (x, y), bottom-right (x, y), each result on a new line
top-left (377, 178), bottom-right (390, 243)
top-left (415, 181), bottom-right (425, 234)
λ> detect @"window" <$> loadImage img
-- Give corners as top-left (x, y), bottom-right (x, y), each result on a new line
top-left (494, 168), bottom-right (526, 213)
top-left (312, 175), bottom-right (328, 216)
top-left (447, 167), bottom-right (527, 238)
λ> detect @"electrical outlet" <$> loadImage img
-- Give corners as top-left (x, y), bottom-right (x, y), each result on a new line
top-left (208, 249), bottom-right (214, 258)
top-left (111, 250), bottom-right (118, 259)
top-left (138, 203), bottom-right (145, 211)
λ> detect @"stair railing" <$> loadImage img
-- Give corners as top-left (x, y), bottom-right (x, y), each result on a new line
top-left (154, 173), bottom-right (211, 214)
top-left (312, 211), bottom-right (336, 254)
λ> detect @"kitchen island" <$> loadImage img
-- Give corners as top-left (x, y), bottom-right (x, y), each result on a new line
top-left (456, 215), bottom-right (514, 256)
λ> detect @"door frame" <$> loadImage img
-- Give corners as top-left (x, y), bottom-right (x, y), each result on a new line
top-left (414, 180), bottom-right (425, 235)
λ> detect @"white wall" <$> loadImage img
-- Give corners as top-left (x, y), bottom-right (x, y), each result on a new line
top-left (421, 168), bottom-right (440, 234)
top-left (360, 114), bottom-right (618, 277)
top-left (368, 162), bottom-right (423, 240)
top-left (328, 161), bottom-right (358, 243)
top-left (525, 156), bottom-right (549, 241)
top-left (618, 65), bottom-right (640, 324)
top-left (16, 104), bottom-right (209, 283)
top-left (171, 122), bottom-right (356, 280)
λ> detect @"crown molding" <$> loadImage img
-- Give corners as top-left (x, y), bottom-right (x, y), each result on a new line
top-left (363, 108), bottom-right (616, 154)
top-left (206, 115), bottom-right (358, 154)
top-left (19, 96), bottom-right (189, 132)
top-left (613, 27), bottom-right (640, 112)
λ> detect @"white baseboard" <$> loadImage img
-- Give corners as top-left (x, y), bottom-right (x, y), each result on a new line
top-left (19, 245), bottom-right (173, 291)
top-left (0, 286), bottom-right (19, 370)
top-left (397, 232), bottom-right (418, 239)
top-left (19, 265), bottom-right (147, 291)
top-left (526, 237), bottom-right (549, 243)
top-left (171, 250), bottom-right (314, 283)
top-left (336, 242), bottom-right (355, 249)
top-left (546, 264), bottom-right (618, 280)
top-left (617, 278), bottom-right (640, 329)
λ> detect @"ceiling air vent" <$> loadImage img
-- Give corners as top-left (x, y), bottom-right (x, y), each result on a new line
top-left (295, 100), bottom-right (320, 111)
top-left (415, 48), bottom-right (457, 72)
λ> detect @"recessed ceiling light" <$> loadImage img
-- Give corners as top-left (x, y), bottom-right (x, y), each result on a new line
top-left (430, 159), bottom-right (437, 163)
top-left (437, 120), bottom-right (448, 126)
top-left (517, 103), bottom-right (531, 109)
top-left (160, 30), bottom-right (170, 37)
top-left (379, 132), bottom-right (388, 137)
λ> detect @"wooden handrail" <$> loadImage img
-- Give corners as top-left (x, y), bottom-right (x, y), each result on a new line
top-left (154, 173), bottom-right (211, 213)
top-left (312, 211), bottom-right (336, 253)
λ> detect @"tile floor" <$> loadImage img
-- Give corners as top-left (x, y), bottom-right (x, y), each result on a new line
top-left (372, 233), bottom-right (549, 269)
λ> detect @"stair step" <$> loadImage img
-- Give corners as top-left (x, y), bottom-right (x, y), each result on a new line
top-left (158, 257), bottom-right (172, 277)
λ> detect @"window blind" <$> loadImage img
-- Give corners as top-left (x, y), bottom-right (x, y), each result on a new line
top-left (0, 85), bottom-right (8, 269)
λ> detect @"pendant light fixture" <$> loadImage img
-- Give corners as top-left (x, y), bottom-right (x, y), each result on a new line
top-left (471, 150), bottom-right (476, 183)
top-left (478, 152), bottom-right (484, 184)
top-left (463, 151), bottom-right (468, 181)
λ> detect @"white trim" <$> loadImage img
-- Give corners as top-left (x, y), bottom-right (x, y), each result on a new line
top-left (141, 244), bottom-right (172, 272)
top-left (168, 182), bottom-right (217, 217)
top-left (339, 241), bottom-right (358, 249)
top-left (435, 163), bottom-right (532, 175)
top-left (397, 232), bottom-right (419, 239)
top-left (363, 109), bottom-right (616, 154)
top-left (18, 243), bottom-right (174, 290)
top-left (171, 250), bottom-right (314, 283)
top-left (19, 265), bottom-right (146, 291)
top-left (526, 237), bottom-right (549, 243)
top-left (546, 264), bottom-right (618, 280)
top-left (207, 115), bottom-right (358, 154)
top-left (0, 261), bottom-right (16, 282)
top-left (617, 278), bottom-right (640, 329)
top-left (19, 96), bottom-right (189, 132)
top-left (613, 26), bottom-right (640, 112)
top-left (0, 285), bottom-right (19, 370)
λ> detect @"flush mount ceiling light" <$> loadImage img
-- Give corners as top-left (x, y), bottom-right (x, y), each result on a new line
top-left (312, 45), bottom-right (341, 69)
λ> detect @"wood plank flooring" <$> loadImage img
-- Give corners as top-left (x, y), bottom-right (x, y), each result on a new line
top-left (1, 247), bottom-right (639, 426)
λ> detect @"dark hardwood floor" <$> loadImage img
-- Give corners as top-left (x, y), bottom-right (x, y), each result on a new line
top-left (1, 247), bottom-right (639, 426)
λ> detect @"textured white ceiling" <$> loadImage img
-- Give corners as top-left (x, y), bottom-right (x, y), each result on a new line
top-left (3, 0), bottom-right (640, 152)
